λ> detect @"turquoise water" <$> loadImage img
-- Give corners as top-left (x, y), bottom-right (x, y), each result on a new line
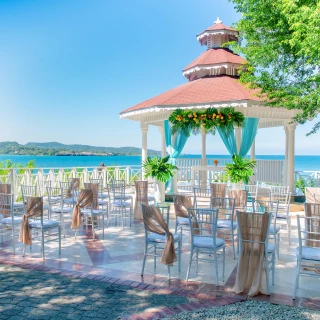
top-left (0, 154), bottom-right (319, 171)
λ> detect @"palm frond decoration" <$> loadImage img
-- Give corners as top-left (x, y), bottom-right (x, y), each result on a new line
top-left (168, 107), bottom-right (245, 135)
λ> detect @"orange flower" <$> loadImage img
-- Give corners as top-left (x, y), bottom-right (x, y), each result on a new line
top-left (212, 113), bottom-right (216, 118)
top-left (176, 115), bottom-right (183, 121)
top-left (214, 159), bottom-right (219, 165)
top-left (193, 112), bottom-right (197, 118)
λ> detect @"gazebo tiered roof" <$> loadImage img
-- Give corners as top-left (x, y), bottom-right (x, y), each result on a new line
top-left (120, 18), bottom-right (299, 128)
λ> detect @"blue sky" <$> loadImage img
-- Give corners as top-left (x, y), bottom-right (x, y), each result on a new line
top-left (0, 0), bottom-right (318, 155)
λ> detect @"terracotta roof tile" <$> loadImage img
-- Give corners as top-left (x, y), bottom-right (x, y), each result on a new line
top-left (183, 49), bottom-right (246, 71)
top-left (120, 76), bottom-right (262, 115)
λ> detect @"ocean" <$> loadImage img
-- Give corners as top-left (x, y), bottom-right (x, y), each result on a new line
top-left (0, 154), bottom-right (318, 172)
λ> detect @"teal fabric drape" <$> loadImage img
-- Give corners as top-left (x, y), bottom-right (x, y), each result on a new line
top-left (164, 120), bottom-right (189, 192)
top-left (217, 128), bottom-right (237, 155)
top-left (239, 118), bottom-right (259, 157)
top-left (218, 118), bottom-right (259, 157)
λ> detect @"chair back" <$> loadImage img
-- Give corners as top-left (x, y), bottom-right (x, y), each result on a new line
top-left (187, 207), bottom-right (219, 246)
top-left (211, 197), bottom-right (235, 221)
top-left (210, 183), bottom-right (227, 198)
top-left (111, 181), bottom-right (126, 202)
top-left (37, 180), bottom-right (51, 197)
top-left (173, 194), bottom-right (193, 218)
top-left (193, 187), bottom-right (211, 209)
top-left (24, 196), bottom-right (44, 221)
top-left (21, 185), bottom-right (37, 204)
top-left (84, 183), bottom-right (99, 209)
top-left (234, 210), bottom-right (271, 296)
top-left (305, 187), bottom-right (320, 203)
top-left (0, 193), bottom-right (13, 218)
top-left (252, 199), bottom-right (279, 234)
top-left (59, 181), bottom-right (79, 200)
top-left (90, 178), bottom-right (104, 195)
top-left (228, 190), bottom-right (248, 209)
top-left (46, 186), bottom-right (62, 207)
top-left (256, 187), bottom-right (271, 201)
top-left (271, 186), bottom-right (289, 194)
top-left (0, 184), bottom-right (11, 194)
top-left (298, 213), bottom-right (320, 250)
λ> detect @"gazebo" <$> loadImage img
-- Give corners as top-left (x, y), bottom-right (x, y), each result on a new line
top-left (120, 18), bottom-right (300, 192)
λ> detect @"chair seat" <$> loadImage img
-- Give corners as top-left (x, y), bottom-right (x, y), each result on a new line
top-left (98, 193), bottom-right (108, 199)
top-left (0, 214), bottom-right (3, 221)
top-left (296, 247), bottom-right (320, 261)
top-left (148, 233), bottom-right (180, 243)
top-left (269, 225), bottom-right (281, 234)
top-left (29, 220), bottom-right (59, 229)
top-left (1, 217), bottom-right (22, 225)
top-left (52, 207), bottom-right (73, 213)
top-left (277, 213), bottom-right (291, 219)
top-left (48, 196), bottom-right (61, 202)
top-left (98, 200), bottom-right (108, 206)
top-left (112, 201), bottom-right (131, 208)
top-left (148, 196), bottom-right (155, 202)
top-left (114, 195), bottom-right (132, 201)
top-left (13, 202), bottom-right (24, 208)
top-left (217, 219), bottom-right (237, 229)
top-left (177, 217), bottom-right (190, 225)
top-left (268, 243), bottom-right (275, 253)
top-left (193, 236), bottom-right (225, 249)
top-left (63, 198), bottom-right (74, 205)
top-left (82, 209), bottom-right (107, 217)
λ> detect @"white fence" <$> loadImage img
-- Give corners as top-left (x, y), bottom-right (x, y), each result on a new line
top-left (294, 171), bottom-right (320, 194)
top-left (176, 158), bottom-right (284, 185)
top-left (0, 166), bottom-right (142, 200)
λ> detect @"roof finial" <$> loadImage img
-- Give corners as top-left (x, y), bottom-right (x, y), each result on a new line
top-left (214, 17), bottom-right (222, 24)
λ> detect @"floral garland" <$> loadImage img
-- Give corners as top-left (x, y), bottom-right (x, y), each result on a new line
top-left (168, 107), bottom-right (245, 136)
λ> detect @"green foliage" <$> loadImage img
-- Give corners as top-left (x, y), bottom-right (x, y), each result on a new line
top-left (225, 154), bottom-right (256, 184)
top-left (229, 0), bottom-right (320, 134)
top-left (0, 141), bottom-right (160, 156)
top-left (295, 176), bottom-right (315, 194)
top-left (168, 107), bottom-right (245, 136)
top-left (142, 156), bottom-right (178, 183)
top-left (0, 159), bottom-right (36, 175)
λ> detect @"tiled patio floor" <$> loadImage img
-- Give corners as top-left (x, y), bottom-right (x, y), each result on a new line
top-left (1, 208), bottom-right (320, 319)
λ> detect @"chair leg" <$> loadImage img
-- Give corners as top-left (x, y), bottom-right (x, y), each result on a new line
top-left (186, 247), bottom-right (194, 282)
top-left (92, 216), bottom-right (95, 241)
top-left (154, 244), bottom-right (157, 270)
top-left (222, 247), bottom-right (226, 281)
top-left (41, 230), bottom-right (45, 260)
top-left (272, 253), bottom-right (275, 285)
top-left (178, 239), bottom-right (181, 272)
top-left (141, 243), bottom-right (148, 276)
top-left (293, 259), bottom-right (301, 299)
top-left (288, 218), bottom-right (291, 245)
top-left (196, 251), bottom-right (199, 273)
top-left (232, 230), bottom-right (235, 259)
top-left (58, 226), bottom-right (61, 255)
top-left (167, 265), bottom-right (170, 279)
top-left (265, 255), bottom-right (270, 295)
top-left (214, 251), bottom-right (219, 287)
top-left (23, 244), bottom-right (26, 257)
top-left (11, 227), bottom-right (16, 255)
top-left (175, 220), bottom-right (178, 234)
top-left (102, 215), bottom-right (105, 239)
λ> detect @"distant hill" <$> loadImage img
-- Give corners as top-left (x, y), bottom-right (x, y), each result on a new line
top-left (0, 141), bottom-right (160, 156)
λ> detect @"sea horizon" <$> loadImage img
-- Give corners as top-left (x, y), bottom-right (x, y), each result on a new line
top-left (0, 154), bottom-right (318, 172)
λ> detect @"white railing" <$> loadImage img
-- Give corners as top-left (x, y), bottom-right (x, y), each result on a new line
top-left (294, 171), bottom-right (320, 194)
top-left (176, 158), bottom-right (284, 185)
top-left (0, 166), bottom-right (142, 200)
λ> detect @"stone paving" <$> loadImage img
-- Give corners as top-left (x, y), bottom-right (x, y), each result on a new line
top-left (0, 264), bottom-right (191, 320)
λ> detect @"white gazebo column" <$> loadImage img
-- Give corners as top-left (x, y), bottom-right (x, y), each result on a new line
top-left (235, 126), bottom-right (242, 154)
top-left (250, 138), bottom-right (255, 160)
top-left (159, 126), bottom-right (166, 157)
top-left (283, 125), bottom-right (289, 186)
top-left (201, 128), bottom-right (207, 188)
top-left (141, 123), bottom-right (148, 179)
top-left (287, 123), bottom-right (296, 193)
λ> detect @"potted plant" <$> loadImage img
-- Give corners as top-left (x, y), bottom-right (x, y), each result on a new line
top-left (142, 156), bottom-right (178, 203)
top-left (225, 154), bottom-right (256, 189)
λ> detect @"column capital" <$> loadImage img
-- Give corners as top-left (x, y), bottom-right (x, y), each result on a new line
top-left (287, 122), bottom-right (297, 132)
top-left (140, 122), bottom-right (148, 134)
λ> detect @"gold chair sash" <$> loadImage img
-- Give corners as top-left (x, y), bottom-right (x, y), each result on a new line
top-left (134, 181), bottom-right (148, 220)
top-left (141, 204), bottom-right (176, 266)
top-left (67, 178), bottom-right (80, 197)
top-left (233, 211), bottom-right (269, 296)
top-left (19, 197), bottom-right (43, 246)
top-left (0, 184), bottom-right (11, 194)
top-left (84, 183), bottom-right (99, 209)
top-left (71, 189), bottom-right (93, 229)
